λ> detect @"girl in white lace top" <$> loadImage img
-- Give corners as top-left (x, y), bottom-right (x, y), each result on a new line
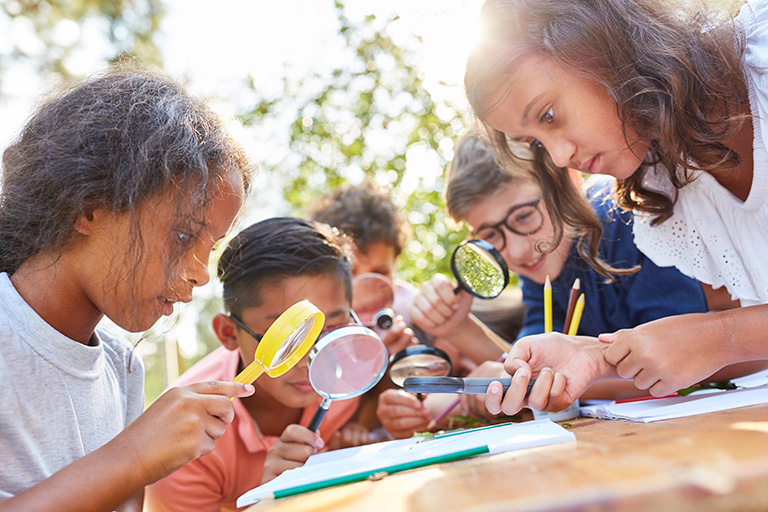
top-left (463, 0), bottom-right (768, 416)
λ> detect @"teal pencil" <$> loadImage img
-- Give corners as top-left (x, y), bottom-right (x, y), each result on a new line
top-left (261, 445), bottom-right (490, 501)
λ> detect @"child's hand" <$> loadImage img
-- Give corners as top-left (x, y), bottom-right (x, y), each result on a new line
top-left (376, 389), bottom-right (430, 439)
top-left (485, 333), bottom-right (616, 416)
top-left (600, 313), bottom-right (729, 397)
top-left (327, 422), bottom-right (371, 450)
top-left (119, 381), bottom-right (255, 483)
top-left (261, 424), bottom-right (324, 484)
top-left (378, 317), bottom-right (417, 355)
top-left (409, 274), bottom-right (473, 338)
top-left (458, 361), bottom-right (506, 420)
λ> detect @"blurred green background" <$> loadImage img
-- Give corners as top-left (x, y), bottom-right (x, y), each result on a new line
top-left (0, 0), bottom-right (523, 405)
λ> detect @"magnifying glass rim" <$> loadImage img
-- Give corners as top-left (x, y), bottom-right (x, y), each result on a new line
top-left (351, 272), bottom-right (396, 322)
top-left (255, 300), bottom-right (324, 377)
top-left (389, 344), bottom-right (452, 369)
top-left (389, 344), bottom-right (453, 386)
top-left (451, 238), bottom-right (510, 299)
top-left (308, 324), bottom-right (389, 399)
top-left (311, 324), bottom-right (381, 354)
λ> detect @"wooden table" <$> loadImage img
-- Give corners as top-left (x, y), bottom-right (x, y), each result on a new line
top-left (245, 404), bottom-right (768, 512)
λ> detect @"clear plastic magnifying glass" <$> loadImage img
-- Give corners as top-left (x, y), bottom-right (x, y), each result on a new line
top-left (231, 300), bottom-right (324, 387)
top-left (451, 239), bottom-right (509, 299)
top-left (307, 312), bottom-right (389, 432)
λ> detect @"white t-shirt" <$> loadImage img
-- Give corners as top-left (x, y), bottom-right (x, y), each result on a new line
top-left (0, 272), bottom-right (145, 498)
top-left (633, 0), bottom-right (768, 306)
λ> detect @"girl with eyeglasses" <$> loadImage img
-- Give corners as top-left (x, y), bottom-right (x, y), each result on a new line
top-left (380, 134), bottom-right (731, 436)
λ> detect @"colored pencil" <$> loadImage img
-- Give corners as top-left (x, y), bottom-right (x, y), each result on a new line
top-left (562, 278), bottom-right (581, 334)
top-left (567, 294), bottom-right (585, 336)
top-left (544, 276), bottom-right (552, 333)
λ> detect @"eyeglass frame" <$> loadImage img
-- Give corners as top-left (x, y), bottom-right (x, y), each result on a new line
top-left (470, 196), bottom-right (545, 251)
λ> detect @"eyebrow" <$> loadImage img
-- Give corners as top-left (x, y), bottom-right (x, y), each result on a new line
top-left (325, 308), bottom-right (349, 320)
top-left (521, 93), bottom-right (545, 126)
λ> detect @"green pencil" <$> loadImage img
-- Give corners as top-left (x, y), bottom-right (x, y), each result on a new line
top-left (261, 445), bottom-right (490, 501)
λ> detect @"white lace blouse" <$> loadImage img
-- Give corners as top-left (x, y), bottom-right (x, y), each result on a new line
top-left (632, 0), bottom-right (768, 306)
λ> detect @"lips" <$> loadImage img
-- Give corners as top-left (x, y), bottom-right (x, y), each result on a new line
top-left (580, 155), bottom-right (599, 174)
top-left (290, 382), bottom-right (314, 393)
top-left (521, 253), bottom-right (546, 272)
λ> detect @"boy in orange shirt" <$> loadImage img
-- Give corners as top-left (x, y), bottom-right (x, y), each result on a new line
top-left (146, 217), bottom-right (367, 512)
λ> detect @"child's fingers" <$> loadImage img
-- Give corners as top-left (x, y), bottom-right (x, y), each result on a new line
top-left (541, 371), bottom-right (571, 412)
top-left (632, 368), bottom-right (659, 391)
top-left (597, 332), bottom-right (617, 344)
top-left (380, 389), bottom-right (424, 409)
top-left (603, 338), bottom-right (637, 366)
top-left (484, 381), bottom-right (504, 415)
top-left (190, 380), bottom-right (255, 398)
top-left (649, 379), bottom-right (676, 398)
top-left (281, 424), bottom-right (325, 450)
top-left (500, 367), bottom-right (532, 416)
top-left (526, 368), bottom-right (553, 411)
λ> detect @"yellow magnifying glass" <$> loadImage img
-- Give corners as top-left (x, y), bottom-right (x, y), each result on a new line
top-left (232, 300), bottom-right (324, 388)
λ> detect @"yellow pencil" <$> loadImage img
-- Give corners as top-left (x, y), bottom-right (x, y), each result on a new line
top-left (544, 276), bottom-right (552, 333)
top-left (567, 294), bottom-right (585, 336)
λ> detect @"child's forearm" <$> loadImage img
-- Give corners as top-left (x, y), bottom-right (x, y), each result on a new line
top-left (717, 304), bottom-right (768, 364)
top-left (439, 313), bottom-right (507, 364)
top-left (1, 434), bottom-right (150, 512)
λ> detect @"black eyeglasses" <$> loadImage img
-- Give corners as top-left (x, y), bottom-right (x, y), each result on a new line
top-left (230, 309), bottom-right (361, 343)
top-left (229, 314), bottom-right (264, 342)
top-left (471, 196), bottom-right (544, 251)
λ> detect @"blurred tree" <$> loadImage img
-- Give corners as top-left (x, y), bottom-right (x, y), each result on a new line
top-left (0, 0), bottom-right (164, 86)
top-left (238, 0), bottom-right (471, 285)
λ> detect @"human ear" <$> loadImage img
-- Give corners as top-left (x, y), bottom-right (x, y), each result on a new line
top-left (72, 208), bottom-right (100, 236)
top-left (212, 313), bottom-right (240, 351)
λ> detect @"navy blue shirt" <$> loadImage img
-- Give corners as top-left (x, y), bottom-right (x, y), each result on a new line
top-left (517, 177), bottom-right (708, 339)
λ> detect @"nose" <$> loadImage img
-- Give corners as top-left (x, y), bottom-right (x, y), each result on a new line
top-left (183, 251), bottom-right (211, 287)
top-left (542, 135), bottom-right (576, 169)
top-left (502, 229), bottom-right (536, 266)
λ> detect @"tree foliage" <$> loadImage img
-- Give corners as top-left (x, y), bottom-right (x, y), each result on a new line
top-left (238, 0), bottom-right (471, 285)
top-left (0, 0), bottom-right (164, 85)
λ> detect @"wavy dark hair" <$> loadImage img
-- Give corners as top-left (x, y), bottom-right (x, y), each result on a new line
top-left (218, 217), bottom-right (354, 316)
top-left (0, 65), bottom-right (253, 305)
top-left (307, 180), bottom-right (410, 257)
top-left (448, 131), bottom-right (630, 280)
top-left (465, 0), bottom-right (747, 276)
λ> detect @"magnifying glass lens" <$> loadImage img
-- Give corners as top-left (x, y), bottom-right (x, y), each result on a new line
top-left (453, 242), bottom-right (507, 299)
top-left (271, 316), bottom-right (318, 367)
top-left (389, 354), bottom-right (452, 387)
top-left (309, 331), bottom-right (388, 399)
top-left (352, 273), bottom-right (395, 326)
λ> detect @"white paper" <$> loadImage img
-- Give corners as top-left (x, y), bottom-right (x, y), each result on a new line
top-left (237, 419), bottom-right (575, 508)
top-left (580, 377), bottom-right (768, 423)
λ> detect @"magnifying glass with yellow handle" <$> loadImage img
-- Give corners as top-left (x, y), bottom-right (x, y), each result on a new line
top-left (231, 300), bottom-right (324, 389)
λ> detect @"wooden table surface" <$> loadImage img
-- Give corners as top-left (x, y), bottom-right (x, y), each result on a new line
top-left (245, 404), bottom-right (768, 512)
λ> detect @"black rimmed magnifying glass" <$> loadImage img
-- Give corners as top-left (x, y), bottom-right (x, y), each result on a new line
top-left (451, 238), bottom-right (509, 299)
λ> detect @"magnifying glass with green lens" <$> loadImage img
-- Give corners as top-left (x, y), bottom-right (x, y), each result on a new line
top-left (231, 300), bottom-right (325, 387)
top-left (451, 239), bottom-right (509, 299)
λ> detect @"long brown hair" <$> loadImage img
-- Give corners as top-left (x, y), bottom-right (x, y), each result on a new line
top-left (466, 0), bottom-right (748, 274)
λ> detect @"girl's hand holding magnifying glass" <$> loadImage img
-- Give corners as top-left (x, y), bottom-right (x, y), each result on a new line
top-left (117, 380), bottom-right (255, 483)
top-left (376, 389), bottom-right (431, 439)
top-left (409, 274), bottom-right (473, 339)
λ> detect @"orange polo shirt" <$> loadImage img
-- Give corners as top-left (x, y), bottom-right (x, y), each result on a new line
top-left (145, 347), bottom-right (359, 512)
